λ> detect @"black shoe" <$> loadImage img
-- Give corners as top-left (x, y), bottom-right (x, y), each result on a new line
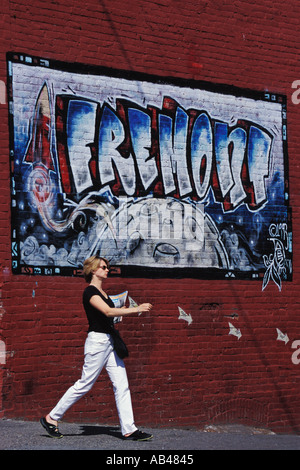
top-left (40, 417), bottom-right (63, 439)
top-left (123, 429), bottom-right (153, 441)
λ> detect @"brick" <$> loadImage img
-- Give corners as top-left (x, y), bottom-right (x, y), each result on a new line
top-left (0, 0), bottom-right (300, 435)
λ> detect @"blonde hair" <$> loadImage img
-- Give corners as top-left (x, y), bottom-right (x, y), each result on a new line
top-left (83, 255), bottom-right (110, 283)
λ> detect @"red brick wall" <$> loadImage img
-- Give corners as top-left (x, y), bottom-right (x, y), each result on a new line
top-left (1, 0), bottom-right (300, 434)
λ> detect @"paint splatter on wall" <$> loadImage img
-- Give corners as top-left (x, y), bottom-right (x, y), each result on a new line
top-left (8, 53), bottom-right (292, 286)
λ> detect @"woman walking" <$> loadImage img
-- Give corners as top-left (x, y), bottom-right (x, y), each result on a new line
top-left (40, 255), bottom-right (153, 441)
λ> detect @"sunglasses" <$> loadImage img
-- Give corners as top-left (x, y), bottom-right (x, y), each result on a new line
top-left (99, 265), bottom-right (110, 271)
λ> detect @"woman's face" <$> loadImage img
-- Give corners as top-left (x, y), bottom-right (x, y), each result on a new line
top-left (93, 260), bottom-right (110, 280)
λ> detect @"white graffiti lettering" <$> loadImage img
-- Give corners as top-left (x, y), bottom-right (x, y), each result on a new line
top-left (56, 96), bottom-right (273, 212)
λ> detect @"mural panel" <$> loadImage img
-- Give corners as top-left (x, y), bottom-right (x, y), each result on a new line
top-left (7, 53), bottom-right (292, 285)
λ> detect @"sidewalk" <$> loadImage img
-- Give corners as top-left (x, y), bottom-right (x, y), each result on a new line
top-left (0, 418), bottom-right (299, 451)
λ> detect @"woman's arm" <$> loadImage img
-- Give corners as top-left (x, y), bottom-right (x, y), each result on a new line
top-left (89, 295), bottom-right (152, 318)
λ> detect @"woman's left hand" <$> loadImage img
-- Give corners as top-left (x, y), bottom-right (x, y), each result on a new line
top-left (137, 303), bottom-right (153, 313)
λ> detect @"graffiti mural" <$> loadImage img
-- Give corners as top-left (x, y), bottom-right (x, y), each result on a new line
top-left (7, 53), bottom-right (292, 282)
top-left (262, 223), bottom-right (292, 291)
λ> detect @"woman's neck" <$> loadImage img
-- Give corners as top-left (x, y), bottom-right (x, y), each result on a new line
top-left (90, 277), bottom-right (106, 295)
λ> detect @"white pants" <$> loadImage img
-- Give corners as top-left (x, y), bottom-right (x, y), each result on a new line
top-left (49, 332), bottom-right (137, 436)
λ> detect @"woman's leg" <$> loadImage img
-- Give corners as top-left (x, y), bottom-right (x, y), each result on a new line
top-left (105, 349), bottom-right (137, 436)
top-left (49, 333), bottom-right (112, 421)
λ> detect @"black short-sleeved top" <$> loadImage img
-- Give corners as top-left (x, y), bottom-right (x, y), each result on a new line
top-left (83, 285), bottom-right (115, 333)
